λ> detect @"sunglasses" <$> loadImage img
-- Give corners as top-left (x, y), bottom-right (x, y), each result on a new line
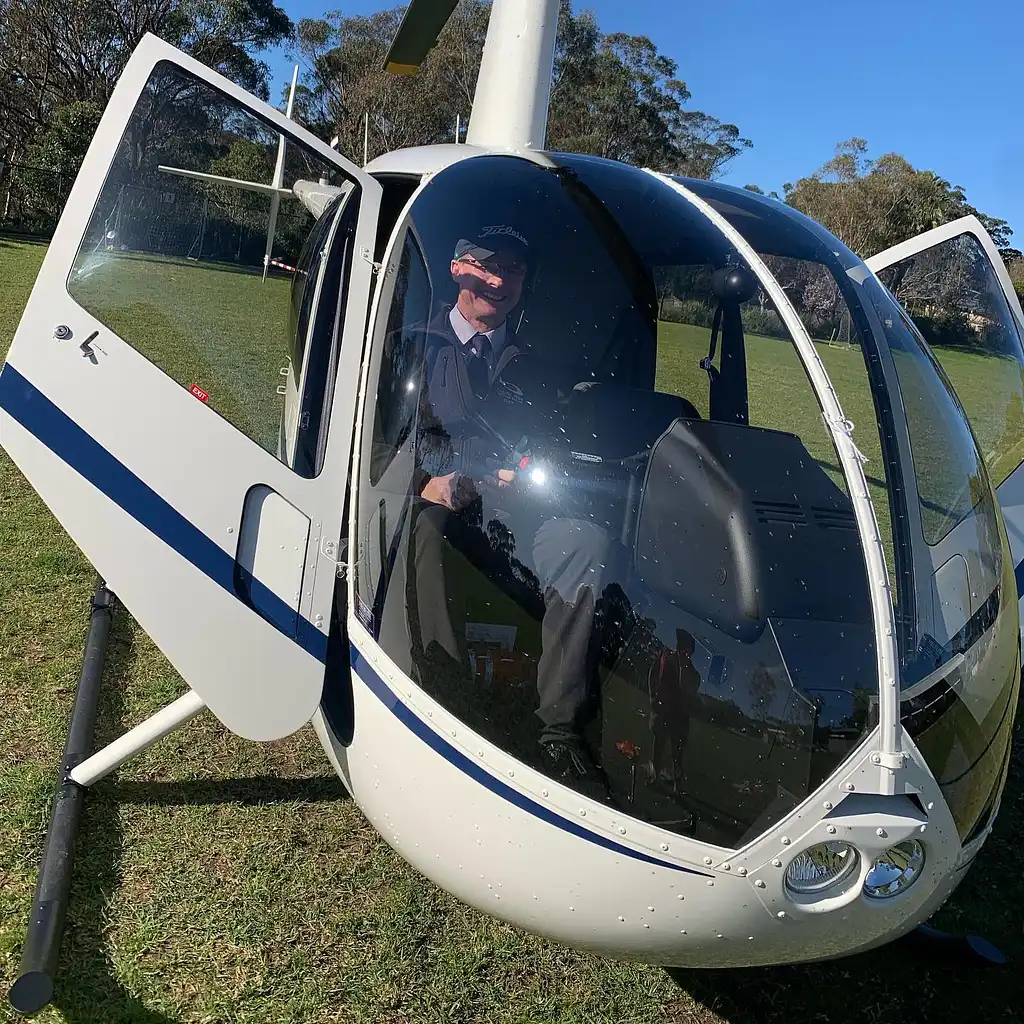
top-left (458, 255), bottom-right (527, 277)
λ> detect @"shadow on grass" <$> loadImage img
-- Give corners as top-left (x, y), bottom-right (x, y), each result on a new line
top-left (0, 232), bottom-right (50, 247)
top-left (668, 729), bottom-right (1024, 1024)
top-left (110, 775), bottom-right (350, 806)
top-left (47, 598), bottom-right (178, 1024)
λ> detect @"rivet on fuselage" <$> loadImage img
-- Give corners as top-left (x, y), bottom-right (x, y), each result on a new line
top-left (823, 801), bottom-right (833, 810)
top-left (677, 894), bottom-right (685, 900)
top-left (707, 880), bottom-right (714, 887)
top-left (755, 880), bottom-right (766, 889)
top-left (542, 790), bottom-right (549, 797)
top-left (704, 856), bottom-right (713, 865)
top-left (648, 906), bottom-right (655, 912)
top-left (772, 859), bottom-right (782, 868)
top-left (661, 843), bottom-right (669, 852)
top-left (845, 782), bottom-right (855, 791)
top-left (619, 916), bottom-right (625, 922)
top-left (777, 911), bottom-right (787, 919)
top-left (619, 827), bottom-right (627, 834)
top-left (781, 837), bottom-right (791, 845)
top-left (876, 828), bottom-right (887, 838)
top-left (826, 825), bottom-right (837, 835)
top-left (737, 867), bottom-right (747, 876)
top-left (579, 809), bottom-right (586, 817)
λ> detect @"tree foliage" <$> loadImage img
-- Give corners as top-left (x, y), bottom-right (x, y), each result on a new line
top-left (287, 0), bottom-right (751, 176)
top-left (783, 138), bottom-right (1012, 259)
top-left (1008, 258), bottom-right (1024, 305)
top-left (0, 1), bottom-right (292, 173)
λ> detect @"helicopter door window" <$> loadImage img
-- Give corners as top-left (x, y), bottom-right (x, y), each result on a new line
top-left (65, 60), bottom-right (356, 469)
top-left (874, 299), bottom-right (989, 548)
top-left (874, 230), bottom-right (1024, 488)
top-left (288, 191), bottom-right (348, 376)
top-left (292, 188), bottom-right (361, 478)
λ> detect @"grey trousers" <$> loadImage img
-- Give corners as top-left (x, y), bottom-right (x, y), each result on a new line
top-left (412, 502), bottom-right (617, 743)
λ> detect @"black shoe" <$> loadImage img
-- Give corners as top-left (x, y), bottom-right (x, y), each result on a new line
top-left (540, 736), bottom-right (611, 803)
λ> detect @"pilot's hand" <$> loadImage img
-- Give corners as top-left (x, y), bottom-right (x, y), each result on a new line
top-left (422, 471), bottom-right (478, 511)
top-left (495, 469), bottom-right (517, 488)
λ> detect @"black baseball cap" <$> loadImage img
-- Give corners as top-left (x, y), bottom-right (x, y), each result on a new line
top-left (453, 224), bottom-right (530, 263)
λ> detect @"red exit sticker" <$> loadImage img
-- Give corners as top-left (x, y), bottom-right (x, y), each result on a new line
top-left (190, 384), bottom-right (209, 403)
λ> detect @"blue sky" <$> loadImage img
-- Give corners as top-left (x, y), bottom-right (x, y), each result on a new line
top-left (261, 0), bottom-right (1024, 247)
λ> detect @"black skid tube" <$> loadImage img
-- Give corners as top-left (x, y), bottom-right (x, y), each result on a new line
top-left (8, 578), bottom-right (115, 1016)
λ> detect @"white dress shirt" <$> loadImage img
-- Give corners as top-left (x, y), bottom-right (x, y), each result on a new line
top-left (449, 305), bottom-right (507, 353)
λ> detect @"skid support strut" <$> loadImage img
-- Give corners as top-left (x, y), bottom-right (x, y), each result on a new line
top-left (8, 580), bottom-right (209, 1016)
top-left (8, 578), bottom-right (114, 1016)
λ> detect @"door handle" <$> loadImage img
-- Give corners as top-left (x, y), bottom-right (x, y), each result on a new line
top-left (80, 331), bottom-right (100, 363)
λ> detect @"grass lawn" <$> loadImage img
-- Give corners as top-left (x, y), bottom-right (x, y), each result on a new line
top-left (2, 237), bottom-right (1024, 1022)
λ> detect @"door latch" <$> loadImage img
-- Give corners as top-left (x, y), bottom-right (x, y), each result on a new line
top-left (80, 330), bottom-right (100, 363)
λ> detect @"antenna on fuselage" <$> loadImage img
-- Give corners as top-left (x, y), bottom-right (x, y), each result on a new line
top-left (382, 0), bottom-right (559, 151)
top-left (262, 64), bottom-right (300, 281)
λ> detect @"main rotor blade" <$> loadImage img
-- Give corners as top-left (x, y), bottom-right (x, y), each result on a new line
top-left (383, 0), bottom-right (460, 74)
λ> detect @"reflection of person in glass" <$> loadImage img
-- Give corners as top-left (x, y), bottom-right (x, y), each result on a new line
top-left (409, 226), bottom-right (617, 792)
top-left (646, 629), bottom-right (701, 793)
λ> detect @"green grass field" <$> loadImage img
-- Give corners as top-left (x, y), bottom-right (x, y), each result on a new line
top-left (2, 238), bottom-right (1024, 1023)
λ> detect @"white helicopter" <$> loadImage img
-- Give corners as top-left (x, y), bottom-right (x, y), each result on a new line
top-left (2, 0), bottom-right (1022, 1010)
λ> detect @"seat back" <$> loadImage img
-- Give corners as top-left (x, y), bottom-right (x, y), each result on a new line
top-left (633, 419), bottom-right (871, 643)
top-left (564, 382), bottom-right (700, 461)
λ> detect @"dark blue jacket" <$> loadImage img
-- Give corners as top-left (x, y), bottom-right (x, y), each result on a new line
top-left (370, 306), bottom-right (522, 495)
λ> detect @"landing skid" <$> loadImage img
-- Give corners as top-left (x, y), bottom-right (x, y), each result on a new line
top-left (7, 580), bottom-right (207, 1016)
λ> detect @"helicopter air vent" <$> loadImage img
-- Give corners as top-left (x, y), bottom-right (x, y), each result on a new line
top-left (811, 506), bottom-right (858, 532)
top-left (753, 500), bottom-right (806, 526)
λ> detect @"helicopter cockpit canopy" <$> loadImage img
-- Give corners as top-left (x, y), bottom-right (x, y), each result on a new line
top-left (354, 154), bottom-right (904, 849)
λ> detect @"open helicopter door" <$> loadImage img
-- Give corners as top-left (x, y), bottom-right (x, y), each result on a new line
top-left (866, 215), bottom-right (1024, 603)
top-left (0, 35), bottom-right (382, 741)
top-left (866, 214), bottom-right (1024, 354)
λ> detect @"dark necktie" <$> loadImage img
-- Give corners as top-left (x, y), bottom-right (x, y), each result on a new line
top-left (467, 332), bottom-right (492, 398)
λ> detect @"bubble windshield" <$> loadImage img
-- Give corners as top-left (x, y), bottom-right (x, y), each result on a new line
top-left (354, 154), bottom-right (882, 850)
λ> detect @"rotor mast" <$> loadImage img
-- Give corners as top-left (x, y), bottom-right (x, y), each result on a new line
top-left (465, 0), bottom-right (560, 150)
top-left (382, 0), bottom-right (560, 152)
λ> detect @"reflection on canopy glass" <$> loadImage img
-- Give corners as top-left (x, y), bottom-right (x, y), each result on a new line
top-left (354, 154), bottom-right (884, 850)
top-left (66, 60), bottom-right (351, 467)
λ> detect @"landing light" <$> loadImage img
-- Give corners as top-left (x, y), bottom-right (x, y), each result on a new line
top-left (863, 840), bottom-right (925, 899)
top-left (785, 841), bottom-right (859, 895)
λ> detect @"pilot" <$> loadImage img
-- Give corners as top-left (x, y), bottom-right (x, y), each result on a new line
top-left (405, 225), bottom-right (618, 791)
